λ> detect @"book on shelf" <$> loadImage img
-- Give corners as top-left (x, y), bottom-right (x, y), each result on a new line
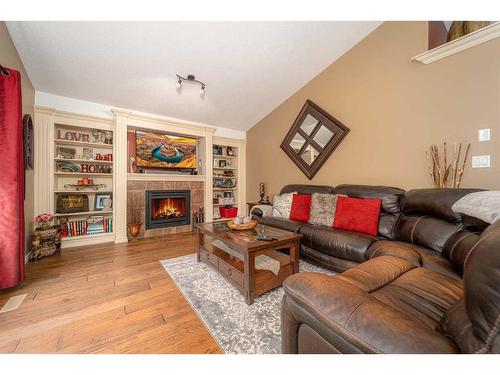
top-left (62, 216), bottom-right (113, 237)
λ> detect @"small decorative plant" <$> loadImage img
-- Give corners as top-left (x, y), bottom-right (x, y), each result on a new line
top-left (34, 213), bottom-right (55, 230)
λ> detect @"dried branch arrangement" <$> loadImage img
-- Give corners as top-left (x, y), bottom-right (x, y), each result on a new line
top-left (426, 142), bottom-right (471, 188)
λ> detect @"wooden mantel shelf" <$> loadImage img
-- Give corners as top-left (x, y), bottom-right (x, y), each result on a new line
top-left (127, 173), bottom-right (205, 182)
top-left (412, 22), bottom-right (500, 64)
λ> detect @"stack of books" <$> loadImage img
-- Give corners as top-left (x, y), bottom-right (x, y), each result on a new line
top-left (64, 216), bottom-right (113, 237)
top-left (66, 219), bottom-right (88, 236)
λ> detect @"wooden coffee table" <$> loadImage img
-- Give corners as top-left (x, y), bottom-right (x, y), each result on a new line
top-left (195, 222), bottom-right (302, 305)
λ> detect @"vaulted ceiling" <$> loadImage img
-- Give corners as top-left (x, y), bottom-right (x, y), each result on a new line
top-left (7, 21), bottom-right (381, 131)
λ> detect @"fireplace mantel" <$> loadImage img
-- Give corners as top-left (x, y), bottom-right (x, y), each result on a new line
top-left (127, 173), bottom-right (205, 182)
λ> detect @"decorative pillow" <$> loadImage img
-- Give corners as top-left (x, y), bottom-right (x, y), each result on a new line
top-left (289, 194), bottom-right (312, 222)
top-left (452, 191), bottom-right (500, 224)
top-left (272, 192), bottom-right (297, 218)
top-left (333, 196), bottom-right (382, 236)
top-left (308, 193), bottom-right (343, 227)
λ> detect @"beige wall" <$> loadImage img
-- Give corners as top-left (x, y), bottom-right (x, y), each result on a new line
top-left (0, 21), bottom-right (35, 255)
top-left (246, 21), bottom-right (500, 201)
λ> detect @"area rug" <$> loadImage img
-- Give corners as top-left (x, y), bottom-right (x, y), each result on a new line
top-left (161, 254), bottom-right (334, 354)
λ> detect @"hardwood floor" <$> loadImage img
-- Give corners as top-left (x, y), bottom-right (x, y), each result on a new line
top-left (0, 233), bottom-right (222, 354)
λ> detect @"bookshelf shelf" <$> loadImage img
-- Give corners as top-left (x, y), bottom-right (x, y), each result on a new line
top-left (55, 158), bottom-right (113, 165)
top-left (54, 209), bottom-right (113, 217)
top-left (55, 139), bottom-right (113, 149)
top-left (54, 190), bottom-right (113, 194)
top-left (55, 172), bottom-right (113, 177)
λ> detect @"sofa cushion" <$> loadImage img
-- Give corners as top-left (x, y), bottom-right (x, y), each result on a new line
top-left (255, 215), bottom-right (305, 233)
top-left (395, 215), bottom-right (460, 253)
top-left (333, 196), bottom-right (382, 236)
top-left (333, 184), bottom-right (404, 214)
top-left (460, 221), bottom-right (500, 353)
top-left (403, 188), bottom-right (483, 223)
top-left (441, 230), bottom-right (481, 276)
top-left (299, 224), bottom-right (377, 263)
top-left (289, 194), bottom-right (312, 222)
top-left (282, 256), bottom-right (460, 353)
top-left (333, 185), bottom-right (404, 240)
top-left (271, 192), bottom-right (296, 218)
top-left (308, 193), bottom-right (342, 227)
top-left (280, 184), bottom-right (334, 195)
top-left (367, 240), bottom-right (460, 280)
top-left (300, 244), bottom-right (360, 272)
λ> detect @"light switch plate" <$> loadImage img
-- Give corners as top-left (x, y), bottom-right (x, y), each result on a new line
top-left (472, 155), bottom-right (491, 168)
top-left (478, 128), bottom-right (491, 142)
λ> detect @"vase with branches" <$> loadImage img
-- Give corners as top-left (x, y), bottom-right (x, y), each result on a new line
top-left (426, 142), bottom-right (470, 188)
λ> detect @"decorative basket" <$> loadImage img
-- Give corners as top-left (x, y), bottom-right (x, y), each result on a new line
top-left (31, 226), bottom-right (61, 260)
top-left (227, 220), bottom-right (257, 231)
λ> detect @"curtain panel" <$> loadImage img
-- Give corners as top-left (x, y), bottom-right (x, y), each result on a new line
top-left (0, 66), bottom-right (25, 290)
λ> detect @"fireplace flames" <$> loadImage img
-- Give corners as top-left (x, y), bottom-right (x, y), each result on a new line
top-left (153, 198), bottom-right (185, 220)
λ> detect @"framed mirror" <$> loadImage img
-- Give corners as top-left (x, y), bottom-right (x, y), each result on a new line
top-left (280, 100), bottom-right (350, 180)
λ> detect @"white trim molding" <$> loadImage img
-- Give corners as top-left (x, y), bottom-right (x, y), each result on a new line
top-left (412, 22), bottom-right (500, 64)
top-left (112, 109), bottom-right (130, 244)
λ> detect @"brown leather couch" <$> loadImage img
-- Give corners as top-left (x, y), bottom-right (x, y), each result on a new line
top-left (253, 184), bottom-right (499, 353)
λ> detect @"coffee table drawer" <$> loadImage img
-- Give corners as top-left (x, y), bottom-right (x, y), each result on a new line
top-left (219, 260), bottom-right (243, 287)
top-left (207, 252), bottom-right (219, 267)
top-left (199, 249), bottom-right (218, 267)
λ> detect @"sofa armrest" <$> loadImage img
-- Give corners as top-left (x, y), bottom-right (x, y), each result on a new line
top-left (282, 258), bottom-right (459, 354)
top-left (250, 204), bottom-right (273, 217)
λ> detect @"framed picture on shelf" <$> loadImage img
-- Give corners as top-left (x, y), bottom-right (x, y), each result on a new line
top-left (226, 146), bottom-right (235, 156)
top-left (212, 145), bottom-right (223, 156)
top-left (95, 194), bottom-right (112, 210)
top-left (218, 160), bottom-right (227, 168)
top-left (57, 146), bottom-right (76, 159)
top-left (83, 147), bottom-right (94, 160)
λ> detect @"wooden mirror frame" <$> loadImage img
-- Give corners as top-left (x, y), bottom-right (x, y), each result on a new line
top-left (280, 100), bottom-right (350, 180)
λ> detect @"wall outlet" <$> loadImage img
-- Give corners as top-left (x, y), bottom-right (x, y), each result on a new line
top-left (478, 128), bottom-right (491, 142)
top-left (472, 155), bottom-right (491, 168)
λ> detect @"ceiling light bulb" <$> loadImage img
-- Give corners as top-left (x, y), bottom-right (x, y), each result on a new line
top-left (200, 85), bottom-right (205, 93)
top-left (176, 79), bottom-right (182, 88)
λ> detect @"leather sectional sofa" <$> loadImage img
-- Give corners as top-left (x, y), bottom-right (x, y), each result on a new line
top-left (252, 184), bottom-right (500, 353)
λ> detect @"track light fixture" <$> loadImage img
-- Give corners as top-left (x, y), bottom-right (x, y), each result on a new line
top-left (176, 74), bottom-right (206, 95)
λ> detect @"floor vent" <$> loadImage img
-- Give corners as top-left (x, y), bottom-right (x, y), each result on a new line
top-left (0, 294), bottom-right (27, 313)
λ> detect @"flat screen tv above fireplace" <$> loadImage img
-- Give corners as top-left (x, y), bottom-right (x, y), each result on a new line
top-left (135, 130), bottom-right (197, 170)
top-left (145, 190), bottom-right (191, 229)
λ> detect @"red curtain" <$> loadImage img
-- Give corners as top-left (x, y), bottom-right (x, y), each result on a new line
top-left (0, 66), bottom-right (25, 290)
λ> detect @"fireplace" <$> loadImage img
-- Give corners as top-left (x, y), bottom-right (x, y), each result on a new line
top-left (145, 190), bottom-right (191, 229)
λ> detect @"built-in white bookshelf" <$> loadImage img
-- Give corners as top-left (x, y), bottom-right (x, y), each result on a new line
top-left (212, 138), bottom-right (245, 221)
top-left (53, 124), bottom-right (114, 245)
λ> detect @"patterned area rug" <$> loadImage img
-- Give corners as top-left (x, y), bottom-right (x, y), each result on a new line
top-left (161, 254), bottom-right (334, 354)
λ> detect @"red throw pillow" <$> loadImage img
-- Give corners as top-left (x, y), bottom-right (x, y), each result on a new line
top-left (333, 196), bottom-right (382, 236)
top-left (289, 194), bottom-right (312, 222)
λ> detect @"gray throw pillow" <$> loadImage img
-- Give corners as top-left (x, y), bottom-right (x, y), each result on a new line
top-left (452, 191), bottom-right (500, 224)
top-left (272, 192), bottom-right (297, 218)
top-left (308, 193), bottom-right (344, 227)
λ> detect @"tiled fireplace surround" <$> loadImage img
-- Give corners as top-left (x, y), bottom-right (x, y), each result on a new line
top-left (127, 180), bottom-right (204, 239)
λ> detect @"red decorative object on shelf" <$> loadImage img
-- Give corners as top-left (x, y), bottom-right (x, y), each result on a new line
top-left (219, 206), bottom-right (238, 218)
